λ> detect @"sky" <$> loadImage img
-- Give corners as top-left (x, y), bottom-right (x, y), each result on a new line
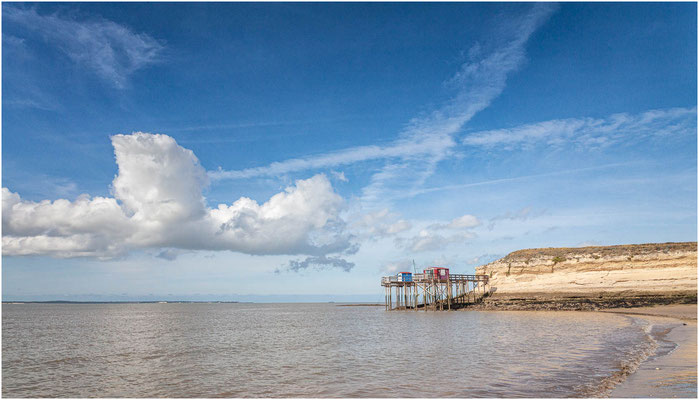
top-left (2, 2), bottom-right (697, 302)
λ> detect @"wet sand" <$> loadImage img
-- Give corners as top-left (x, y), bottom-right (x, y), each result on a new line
top-left (601, 304), bottom-right (697, 322)
top-left (605, 304), bottom-right (697, 398)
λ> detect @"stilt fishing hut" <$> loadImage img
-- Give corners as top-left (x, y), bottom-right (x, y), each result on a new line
top-left (381, 267), bottom-right (489, 311)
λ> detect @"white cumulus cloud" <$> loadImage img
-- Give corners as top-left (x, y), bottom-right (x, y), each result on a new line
top-left (2, 133), bottom-right (353, 261)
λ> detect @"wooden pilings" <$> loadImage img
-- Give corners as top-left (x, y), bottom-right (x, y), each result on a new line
top-left (382, 274), bottom-right (489, 311)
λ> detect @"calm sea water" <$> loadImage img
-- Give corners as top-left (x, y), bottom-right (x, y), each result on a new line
top-left (2, 303), bottom-right (663, 397)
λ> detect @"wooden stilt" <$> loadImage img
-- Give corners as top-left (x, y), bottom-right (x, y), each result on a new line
top-left (422, 284), bottom-right (427, 311)
top-left (414, 283), bottom-right (419, 311)
top-left (404, 285), bottom-right (408, 310)
top-left (447, 281), bottom-right (451, 310)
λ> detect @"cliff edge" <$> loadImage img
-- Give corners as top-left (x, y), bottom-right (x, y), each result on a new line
top-left (474, 242), bottom-right (697, 310)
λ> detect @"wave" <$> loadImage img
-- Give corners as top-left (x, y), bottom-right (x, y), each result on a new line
top-left (583, 316), bottom-right (679, 397)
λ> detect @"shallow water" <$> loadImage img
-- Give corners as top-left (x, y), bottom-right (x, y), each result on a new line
top-left (2, 303), bottom-right (662, 397)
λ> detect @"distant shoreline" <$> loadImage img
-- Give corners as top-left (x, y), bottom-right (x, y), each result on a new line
top-left (2, 301), bottom-right (244, 304)
top-left (2, 301), bottom-right (387, 305)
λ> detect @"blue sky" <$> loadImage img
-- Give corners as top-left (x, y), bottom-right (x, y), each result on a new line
top-left (2, 3), bottom-right (696, 301)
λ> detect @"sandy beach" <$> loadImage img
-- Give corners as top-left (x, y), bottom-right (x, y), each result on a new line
top-left (601, 304), bottom-right (697, 322)
top-left (605, 304), bottom-right (697, 398)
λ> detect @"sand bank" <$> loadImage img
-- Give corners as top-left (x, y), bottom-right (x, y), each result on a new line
top-left (601, 303), bottom-right (697, 322)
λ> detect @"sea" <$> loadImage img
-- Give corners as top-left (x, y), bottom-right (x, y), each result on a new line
top-left (0, 303), bottom-right (681, 397)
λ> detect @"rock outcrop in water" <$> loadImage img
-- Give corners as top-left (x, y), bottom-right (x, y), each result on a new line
top-left (474, 242), bottom-right (697, 310)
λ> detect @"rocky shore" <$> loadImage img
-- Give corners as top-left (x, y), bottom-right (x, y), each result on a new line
top-left (472, 242), bottom-right (697, 311)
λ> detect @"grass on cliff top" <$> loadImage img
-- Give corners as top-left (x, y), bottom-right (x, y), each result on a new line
top-left (501, 242), bottom-right (697, 263)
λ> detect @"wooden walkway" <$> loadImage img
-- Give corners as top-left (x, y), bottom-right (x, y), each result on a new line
top-left (381, 273), bottom-right (490, 311)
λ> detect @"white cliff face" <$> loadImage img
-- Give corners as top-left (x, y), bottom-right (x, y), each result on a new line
top-left (476, 242), bottom-right (697, 298)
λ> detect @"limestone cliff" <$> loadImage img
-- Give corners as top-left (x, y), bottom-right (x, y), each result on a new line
top-left (474, 242), bottom-right (697, 308)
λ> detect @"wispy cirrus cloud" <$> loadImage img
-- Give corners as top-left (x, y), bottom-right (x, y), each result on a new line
top-left (209, 4), bottom-right (558, 208)
top-left (210, 132), bottom-right (455, 180)
top-left (463, 107), bottom-right (697, 150)
top-left (487, 207), bottom-right (547, 230)
top-left (4, 6), bottom-right (164, 88)
top-left (428, 214), bottom-right (481, 230)
top-left (395, 161), bottom-right (643, 200)
top-left (2, 33), bottom-right (63, 111)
